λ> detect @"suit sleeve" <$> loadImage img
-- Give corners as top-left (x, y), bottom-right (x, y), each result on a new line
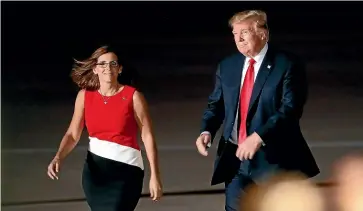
top-left (255, 57), bottom-right (308, 144)
top-left (200, 64), bottom-right (225, 142)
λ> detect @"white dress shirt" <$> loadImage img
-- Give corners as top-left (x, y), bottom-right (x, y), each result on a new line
top-left (203, 43), bottom-right (269, 146)
top-left (229, 43), bottom-right (268, 144)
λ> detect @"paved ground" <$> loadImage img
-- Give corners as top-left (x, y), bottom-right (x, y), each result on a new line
top-left (1, 187), bottom-right (340, 211)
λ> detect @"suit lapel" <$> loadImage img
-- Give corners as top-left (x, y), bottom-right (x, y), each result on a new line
top-left (231, 55), bottom-right (245, 116)
top-left (248, 48), bottom-right (274, 113)
top-left (233, 55), bottom-right (245, 89)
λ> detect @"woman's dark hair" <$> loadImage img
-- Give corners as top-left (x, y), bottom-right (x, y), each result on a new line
top-left (70, 45), bottom-right (138, 90)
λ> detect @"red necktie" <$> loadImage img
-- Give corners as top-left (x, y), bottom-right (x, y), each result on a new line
top-left (238, 58), bottom-right (256, 144)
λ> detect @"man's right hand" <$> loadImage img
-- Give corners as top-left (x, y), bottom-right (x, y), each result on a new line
top-left (196, 133), bottom-right (211, 156)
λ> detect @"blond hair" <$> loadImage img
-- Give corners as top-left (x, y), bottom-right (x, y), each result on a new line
top-left (229, 10), bottom-right (269, 40)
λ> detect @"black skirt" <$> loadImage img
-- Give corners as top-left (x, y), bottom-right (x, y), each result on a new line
top-left (82, 151), bottom-right (144, 211)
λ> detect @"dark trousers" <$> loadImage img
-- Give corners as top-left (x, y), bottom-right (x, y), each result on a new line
top-left (224, 160), bottom-right (255, 211)
top-left (224, 157), bottom-right (280, 211)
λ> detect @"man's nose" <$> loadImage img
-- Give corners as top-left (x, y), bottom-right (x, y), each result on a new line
top-left (238, 35), bottom-right (244, 42)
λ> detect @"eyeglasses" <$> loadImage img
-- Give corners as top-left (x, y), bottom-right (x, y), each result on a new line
top-left (96, 61), bottom-right (119, 68)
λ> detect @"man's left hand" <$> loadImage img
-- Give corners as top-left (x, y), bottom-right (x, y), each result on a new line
top-left (236, 132), bottom-right (263, 161)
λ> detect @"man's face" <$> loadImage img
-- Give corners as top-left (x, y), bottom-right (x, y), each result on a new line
top-left (232, 20), bottom-right (265, 57)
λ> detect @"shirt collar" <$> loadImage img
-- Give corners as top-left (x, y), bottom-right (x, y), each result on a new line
top-left (247, 43), bottom-right (268, 64)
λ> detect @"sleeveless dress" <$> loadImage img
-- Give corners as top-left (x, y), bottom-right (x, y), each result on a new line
top-left (82, 85), bottom-right (144, 211)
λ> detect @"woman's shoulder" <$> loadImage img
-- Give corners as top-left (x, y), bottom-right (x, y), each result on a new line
top-left (123, 84), bottom-right (136, 90)
top-left (79, 89), bottom-right (98, 102)
top-left (121, 84), bottom-right (138, 95)
top-left (77, 89), bottom-right (86, 97)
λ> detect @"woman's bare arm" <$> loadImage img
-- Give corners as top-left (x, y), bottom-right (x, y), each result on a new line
top-left (55, 90), bottom-right (85, 160)
top-left (133, 91), bottom-right (160, 177)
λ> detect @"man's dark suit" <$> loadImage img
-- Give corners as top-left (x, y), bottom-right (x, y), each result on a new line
top-left (200, 46), bottom-right (320, 186)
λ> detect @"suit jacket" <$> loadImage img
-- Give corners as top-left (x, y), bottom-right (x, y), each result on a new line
top-left (200, 46), bottom-right (320, 185)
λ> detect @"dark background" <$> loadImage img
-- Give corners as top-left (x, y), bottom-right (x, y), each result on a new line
top-left (2, 1), bottom-right (363, 104)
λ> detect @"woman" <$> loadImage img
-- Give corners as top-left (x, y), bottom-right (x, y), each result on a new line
top-left (47, 46), bottom-right (163, 211)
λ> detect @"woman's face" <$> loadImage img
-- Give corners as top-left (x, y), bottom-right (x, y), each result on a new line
top-left (93, 52), bottom-right (122, 84)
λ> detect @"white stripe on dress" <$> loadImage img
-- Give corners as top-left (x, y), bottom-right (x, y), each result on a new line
top-left (88, 136), bottom-right (144, 170)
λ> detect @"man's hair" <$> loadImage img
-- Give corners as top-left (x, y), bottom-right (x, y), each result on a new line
top-left (229, 10), bottom-right (270, 40)
top-left (229, 10), bottom-right (268, 29)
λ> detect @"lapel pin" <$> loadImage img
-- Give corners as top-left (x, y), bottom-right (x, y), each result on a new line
top-left (122, 97), bottom-right (126, 100)
top-left (267, 65), bottom-right (271, 69)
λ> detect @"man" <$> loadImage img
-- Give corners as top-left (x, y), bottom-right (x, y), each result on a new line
top-left (195, 10), bottom-right (320, 211)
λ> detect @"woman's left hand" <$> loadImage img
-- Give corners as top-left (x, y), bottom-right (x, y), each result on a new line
top-left (149, 175), bottom-right (163, 201)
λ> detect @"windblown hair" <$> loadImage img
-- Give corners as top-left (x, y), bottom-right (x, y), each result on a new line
top-left (70, 46), bottom-right (112, 90)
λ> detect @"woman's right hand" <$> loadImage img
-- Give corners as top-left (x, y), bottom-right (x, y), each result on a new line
top-left (47, 156), bottom-right (61, 180)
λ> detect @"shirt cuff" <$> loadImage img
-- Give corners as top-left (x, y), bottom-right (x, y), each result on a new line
top-left (200, 131), bottom-right (211, 136)
top-left (200, 131), bottom-right (212, 148)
